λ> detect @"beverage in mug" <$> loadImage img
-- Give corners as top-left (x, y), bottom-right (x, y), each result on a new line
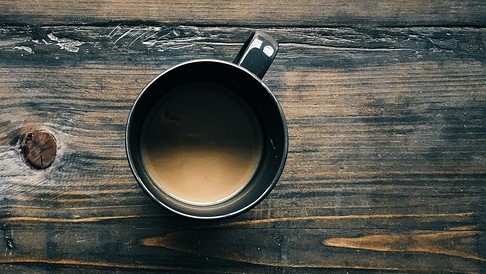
top-left (140, 82), bottom-right (263, 205)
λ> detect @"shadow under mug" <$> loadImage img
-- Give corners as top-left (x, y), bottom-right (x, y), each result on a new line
top-left (126, 31), bottom-right (288, 219)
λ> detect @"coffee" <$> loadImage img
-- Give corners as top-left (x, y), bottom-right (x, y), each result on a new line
top-left (140, 81), bottom-right (263, 205)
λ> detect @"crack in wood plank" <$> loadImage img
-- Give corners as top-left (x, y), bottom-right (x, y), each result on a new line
top-left (0, 258), bottom-right (184, 271)
top-left (214, 212), bottom-right (475, 228)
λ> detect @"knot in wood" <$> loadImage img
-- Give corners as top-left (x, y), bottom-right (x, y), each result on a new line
top-left (22, 130), bottom-right (57, 169)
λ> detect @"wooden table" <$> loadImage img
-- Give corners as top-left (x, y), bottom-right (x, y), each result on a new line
top-left (0, 1), bottom-right (485, 273)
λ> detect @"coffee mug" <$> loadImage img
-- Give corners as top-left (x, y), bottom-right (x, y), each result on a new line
top-left (126, 31), bottom-right (288, 219)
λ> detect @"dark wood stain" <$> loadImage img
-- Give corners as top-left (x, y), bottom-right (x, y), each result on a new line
top-left (0, 1), bottom-right (485, 273)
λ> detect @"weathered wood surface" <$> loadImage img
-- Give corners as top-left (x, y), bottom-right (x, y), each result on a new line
top-left (0, 1), bottom-right (485, 273)
top-left (1, 0), bottom-right (486, 26)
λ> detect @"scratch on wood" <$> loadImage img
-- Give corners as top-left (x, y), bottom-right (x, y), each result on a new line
top-left (47, 33), bottom-right (84, 53)
top-left (128, 29), bottom-right (146, 46)
top-left (113, 28), bottom-right (133, 45)
top-left (323, 230), bottom-right (485, 262)
top-left (107, 25), bottom-right (122, 39)
top-left (13, 46), bottom-right (33, 54)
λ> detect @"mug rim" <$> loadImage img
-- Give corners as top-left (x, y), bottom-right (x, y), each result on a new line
top-left (126, 59), bottom-right (288, 219)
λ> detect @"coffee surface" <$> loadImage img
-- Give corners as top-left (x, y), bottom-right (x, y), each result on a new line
top-left (140, 81), bottom-right (263, 205)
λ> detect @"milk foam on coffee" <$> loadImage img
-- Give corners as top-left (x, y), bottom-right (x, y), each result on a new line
top-left (140, 81), bottom-right (263, 205)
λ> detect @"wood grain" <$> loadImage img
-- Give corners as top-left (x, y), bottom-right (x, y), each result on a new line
top-left (0, 0), bottom-right (486, 26)
top-left (323, 229), bottom-right (485, 262)
top-left (0, 12), bottom-right (485, 274)
top-left (0, 0), bottom-right (485, 26)
top-left (141, 220), bottom-right (484, 272)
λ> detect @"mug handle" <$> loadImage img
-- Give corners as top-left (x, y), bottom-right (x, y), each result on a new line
top-left (233, 31), bottom-right (278, 79)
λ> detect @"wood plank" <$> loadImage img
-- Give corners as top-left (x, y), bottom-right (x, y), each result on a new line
top-left (0, 214), bottom-right (483, 272)
top-left (0, 25), bottom-right (485, 272)
top-left (0, 0), bottom-right (485, 27)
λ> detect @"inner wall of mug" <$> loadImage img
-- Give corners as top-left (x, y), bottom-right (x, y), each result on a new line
top-left (127, 60), bottom-right (287, 218)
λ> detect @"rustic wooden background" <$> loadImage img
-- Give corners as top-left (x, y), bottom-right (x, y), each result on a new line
top-left (0, 1), bottom-right (485, 273)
